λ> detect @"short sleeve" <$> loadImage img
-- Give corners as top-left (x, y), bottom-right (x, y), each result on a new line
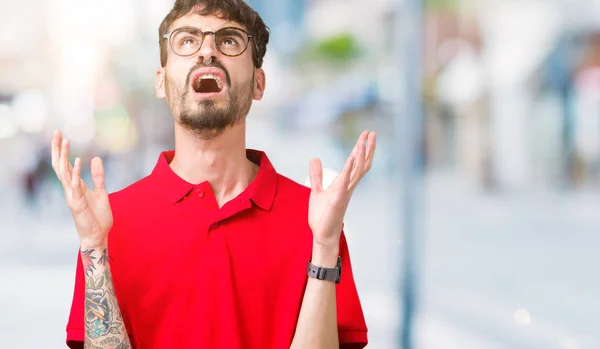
top-left (337, 232), bottom-right (368, 348)
top-left (66, 251), bottom-right (85, 349)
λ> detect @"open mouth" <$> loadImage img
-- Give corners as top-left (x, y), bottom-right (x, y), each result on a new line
top-left (193, 74), bottom-right (223, 94)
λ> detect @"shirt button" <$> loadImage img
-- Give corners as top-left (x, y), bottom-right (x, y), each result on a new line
top-left (198, 192), bottom-right (205, 198)
top-left (210, 222), bottom-right (219, 229)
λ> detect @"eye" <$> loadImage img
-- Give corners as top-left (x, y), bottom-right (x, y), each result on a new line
top-left (182, 37), bottom-right (198, 45)
top-left (220, 37), bottom-right (239, 46)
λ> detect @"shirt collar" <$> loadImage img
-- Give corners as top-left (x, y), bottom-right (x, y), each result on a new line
top-left (150, 149), bottom-right (277, 211)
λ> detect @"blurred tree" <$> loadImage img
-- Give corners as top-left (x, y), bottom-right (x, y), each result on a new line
top-left (424, 0), bottom-right (461, 10)
top-left (313, 33), bottom-right (361, 61)
top-left (295, 33), bottom-right (362, 65)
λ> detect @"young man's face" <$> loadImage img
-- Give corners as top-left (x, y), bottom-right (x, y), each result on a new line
top-left (155, 12), bottom-right (266, 139)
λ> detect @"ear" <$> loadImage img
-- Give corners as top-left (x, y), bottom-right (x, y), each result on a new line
top-left (155, 67), bottom-right (166, 99)
top-left (252, 68), bottom-right (266, 101)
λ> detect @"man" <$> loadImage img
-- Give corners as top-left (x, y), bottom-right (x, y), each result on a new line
top-left (53, 0), bottom-right (376, 348)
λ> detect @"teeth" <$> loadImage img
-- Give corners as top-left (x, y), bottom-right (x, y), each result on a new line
top-left (198, 74), bottom-right (222, 90)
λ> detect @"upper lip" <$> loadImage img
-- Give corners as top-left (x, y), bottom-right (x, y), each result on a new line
top-left (190, 68), bottom-right (226, 92)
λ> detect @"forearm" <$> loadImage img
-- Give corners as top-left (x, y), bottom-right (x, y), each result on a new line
top-left (80, 245), bottom-right (130, 349)
top-left (290, 245), bottom-right (340, 349)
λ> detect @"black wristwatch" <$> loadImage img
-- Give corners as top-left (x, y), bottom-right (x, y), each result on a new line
top-left (306, 256), bottom-right (342, 284)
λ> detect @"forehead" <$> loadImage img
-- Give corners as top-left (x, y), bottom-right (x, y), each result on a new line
top-left (169, 12), bottom-right (247, 32)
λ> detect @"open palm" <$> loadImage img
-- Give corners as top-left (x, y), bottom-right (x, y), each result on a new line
top-left (51, 131), bottom-right (113, 248)
top-left (308, 131), bottom-right (376, 250)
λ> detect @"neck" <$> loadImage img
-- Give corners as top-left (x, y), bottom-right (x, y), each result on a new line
top-left (170, 122), bottom-right (258, 207)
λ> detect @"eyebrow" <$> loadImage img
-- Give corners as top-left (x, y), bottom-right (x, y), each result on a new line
top-left (171, 26), bottom-right (247, 33)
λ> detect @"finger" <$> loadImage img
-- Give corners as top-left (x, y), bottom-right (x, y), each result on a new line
top-left (80, 177), bottom-right (91, 192)
top-left (309, 158), bottom-right (323, 193)
top-left (71, 154), bottom-right (89, 192)
top-left (349, 145), bottom-right (365, 190)
top-left (357, 130), bottom-right (369, 165)
top-left (350, 131), bottom-right (369, 186)
top-left (364, 131), bottom-right (377, 172)
top-left (91, 157), bottom-right (106, 192)
top-left (350, 130), bottom-right (367, 158)
top-left (332, 155), bottom-right (355, 193)
top-left (350, 141), bottom-right (358, 158)
top-left (71, 157), bottom-right (84, 202)
top-left (339, 155), bottom-right (355, 192)
top-left (51, 130), bottom-right (62, 176)
top-left (59, 138), bottom-right (73, 192)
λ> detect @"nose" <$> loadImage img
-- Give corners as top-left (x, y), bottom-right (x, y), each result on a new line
top-left (197, 32), bottom-right (218, 64)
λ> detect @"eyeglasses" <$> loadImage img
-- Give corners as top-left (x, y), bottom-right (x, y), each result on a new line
top-left (163, 26), bottom-right (255, 58)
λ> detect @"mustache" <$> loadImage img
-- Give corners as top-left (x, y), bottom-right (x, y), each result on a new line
top-left (185, 59), bottom-right (232, 88)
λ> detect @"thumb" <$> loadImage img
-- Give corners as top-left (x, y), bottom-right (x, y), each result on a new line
top-left (91, 157), bottom-right (106, 192)
top-left (309, 158), bottom-right (323, 193)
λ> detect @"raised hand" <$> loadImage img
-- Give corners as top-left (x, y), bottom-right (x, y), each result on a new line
top-left (308, 130), bottom-right (376, 252)
top-left (51, 130), bottom-right (113, 248)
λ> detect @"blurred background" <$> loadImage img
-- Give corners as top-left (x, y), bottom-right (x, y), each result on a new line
top-left (1, 0), bottom-right (599, 348)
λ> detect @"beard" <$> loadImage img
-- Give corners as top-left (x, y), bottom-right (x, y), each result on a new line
top-left (166, 61), bottom-right (254, 140)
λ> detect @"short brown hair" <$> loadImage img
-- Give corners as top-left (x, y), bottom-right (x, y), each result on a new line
top-left (158, 0), bottom-right (270, 68)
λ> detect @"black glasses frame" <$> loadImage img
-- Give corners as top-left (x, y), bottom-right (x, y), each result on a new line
top-left (163, 26), bottom-right (256, 58)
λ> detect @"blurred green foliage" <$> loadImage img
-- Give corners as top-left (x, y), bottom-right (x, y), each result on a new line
top-left (424, 0), bottom-right (461, 10)
top-left (314, 33), bottom-right (361, 60)
top-left (295, 32), bottom-right (362, 65)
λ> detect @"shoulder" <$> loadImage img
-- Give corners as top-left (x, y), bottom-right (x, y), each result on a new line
top-left (275, 173), bottom-right (311, 200)
top-left (105, 174), bottom-right (161, 249)
top-left (270, 173), bottom-right (313, 219)
top-left (107, 174), bottom-right (160, 223)
top-left (108, 175), bottom-right (154, 207)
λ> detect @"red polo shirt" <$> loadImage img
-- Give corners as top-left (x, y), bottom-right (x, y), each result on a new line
top-left (66, 150), bottom-right (368, 349)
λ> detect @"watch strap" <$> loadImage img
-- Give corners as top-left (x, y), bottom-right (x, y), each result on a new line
top-left (306, 256), bottom-right (342, 284)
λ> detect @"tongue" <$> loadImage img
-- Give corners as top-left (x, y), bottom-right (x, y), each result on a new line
top-left (197, 79), bottom-right (221, 93)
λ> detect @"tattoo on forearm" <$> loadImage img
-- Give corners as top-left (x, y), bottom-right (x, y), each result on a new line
top-left (81, 249), bottom-right (96, 277)
top-left (98, 336), bottom-right (120, 346)
top-left (82, 249), bottom-right (131, 349)
top-left (98, 248), bottom-right (108, 266)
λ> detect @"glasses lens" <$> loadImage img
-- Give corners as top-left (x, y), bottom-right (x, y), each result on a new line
top-left (171, 28), bottom-right (203, 56)
top-left (215, 28), bottom-right (249, 56)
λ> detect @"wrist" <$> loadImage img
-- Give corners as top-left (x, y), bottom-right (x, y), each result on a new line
top-left (311, 241), bottom-right (339, 268)
top-left (79, 239), bottom-right (107, 251)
